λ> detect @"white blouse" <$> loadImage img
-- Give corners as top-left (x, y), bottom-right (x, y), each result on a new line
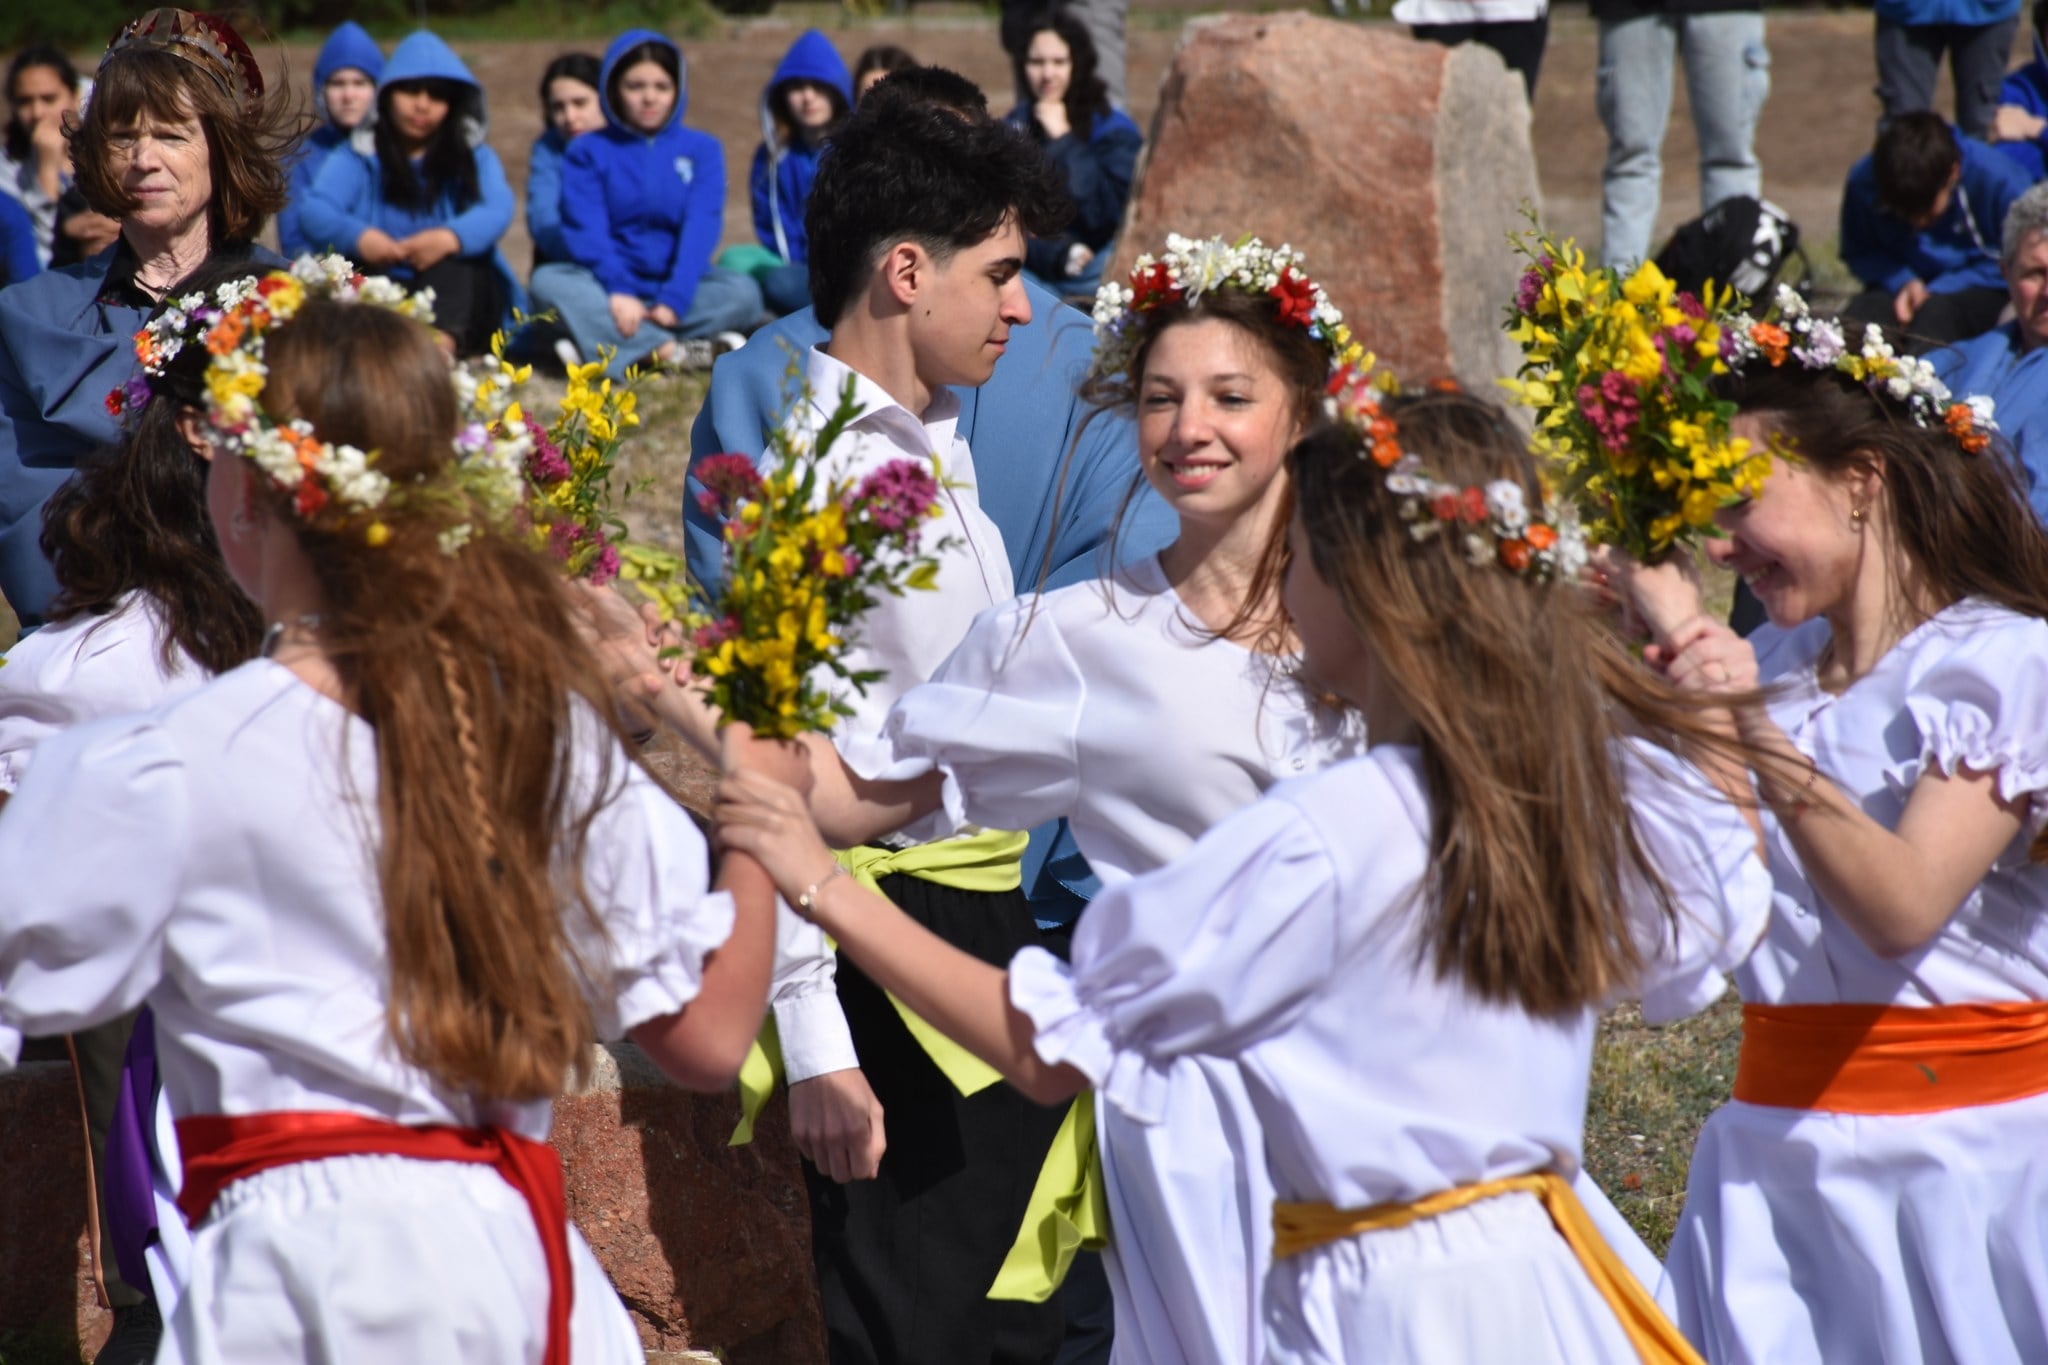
top-left (1741, 598), bottom-right (2048, 1006)
top-left (842, 555), bottom-right (1366, 876)
top-left (0, 660), bottom-right (734, 1141)
top-left (0, 593), bottom-right (207, 791)
top-left (1010, 742), bottom-right (1772, 1208)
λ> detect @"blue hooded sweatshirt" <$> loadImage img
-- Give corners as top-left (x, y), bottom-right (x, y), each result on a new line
top-left (0, 193), bottom-right (36, 287)
top-left (1930, 321), bottom-right (2048, 521)
top-left (526, 127), bottom-right (573, 267)
top-left (299, 32), bottom-right (523, 313)
top-left (748, 31), bottom-right (851, 265)
top-left (279, 22), bottom-right (384, 257)
top-left (1995, 31), bottom-right (2048, 180)
top-left (1004, 104), bottom-right (1143, 280)
top-left (1841, 133), bottom-right (2029, 296)
top-left (560, 31), bottom-right (727, 318)
top-left (684, 281), bottom-right (1178, 922)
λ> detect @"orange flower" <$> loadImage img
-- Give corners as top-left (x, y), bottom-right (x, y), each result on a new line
top-left (206, 313), bottom-right (247, 356)
top-left (1499, 538), bottom-right (1532, 572)
top-left (1749, 321), bottom-right (1790, 366)
top-left (1526, 523), bottom-right (1558, 550)
top-left (1366, 413), bottom-right (1402, 467)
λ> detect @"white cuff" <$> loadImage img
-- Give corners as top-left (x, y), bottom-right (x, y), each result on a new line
top-left (774, 990), bottom-right (861, 1083)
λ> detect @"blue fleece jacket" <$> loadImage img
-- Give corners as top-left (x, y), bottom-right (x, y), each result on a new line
top-left (1995, 34), bottom-right (2048, 180)
top-left (0, 194), bottom-right (36, 287)
top-left (749, 30), bottom-right (850, 265)
top-left (526, 128), bottom-right (572, 266)
top-left (299, 32), bottom-right (522, 313)
top-left (683, 277), bottom-right (1176, 918)
top-left (1841, 135), bottom-right (2029, 295)
top-left (279, 23), bottom-right (383, 258)
top-left (1874, 0), bottom-right (2018, 26)
top-left (1930, 321), bottom-right (2048, 520)
top-left (561, 31), bottom-right (726, 318)
top-left (1005, 104), bottom-right (1142, 278)
top-left (0, 241), bottom-right (279, 626)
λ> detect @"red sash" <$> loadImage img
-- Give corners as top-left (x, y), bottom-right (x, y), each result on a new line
top-left (1734, 1001), bottom-right (2048, 1115)
top-left (176, 1111), bottom-right (572, 1365)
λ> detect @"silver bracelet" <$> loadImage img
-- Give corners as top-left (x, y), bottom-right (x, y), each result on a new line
top-left (797, 862), bottom-right (848, 912)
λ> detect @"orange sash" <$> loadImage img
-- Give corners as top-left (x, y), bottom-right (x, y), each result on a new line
top-left (1733, 1001), bottom-right (2048, 1114)
top-left (177, 1112), bottom-right (573, 1365)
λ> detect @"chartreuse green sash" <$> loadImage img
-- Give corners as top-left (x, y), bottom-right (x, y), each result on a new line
top-left (728, 828), bottom-right (1026, 1146)
top-left (988, 1092), bottom-right (1110, 1301)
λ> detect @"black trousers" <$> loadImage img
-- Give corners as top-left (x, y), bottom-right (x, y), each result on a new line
top-left (1409, 12), bottom-right (1551, 100)
top-left (805, 871), bottom-right (1071, 1365)
top-left (1843, 283), bottom-right (2007, 353)
top-left (367, 256), bottom-right (504, 358)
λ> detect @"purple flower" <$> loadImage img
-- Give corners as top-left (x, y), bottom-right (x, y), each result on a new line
top-left (694, 614), bottom-right (740, 649)
top-left (696, 452), bottom-right (765, 511)
top-left (1576, 371), bottom-right (1641, 453)
top-left (547, 520), bottom-right (584, 562)
top-left (525, 418), bottom-right (572, 484)
top-left (587, 538), bottom-right (620, 588)
top-left (1515, 267), bottom-right (1545, 315)
top-left (852, 458), bottom-right (940, 536)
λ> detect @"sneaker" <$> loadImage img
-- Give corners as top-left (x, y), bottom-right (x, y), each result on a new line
top-left (673, 337), bottom-right (720, 372)
top-left (95, 1299), bottom-right (162, 1365)
top-left (552, 336), bottom-right (583, 371)
top-left (713, 330), bottom-right (748, 356)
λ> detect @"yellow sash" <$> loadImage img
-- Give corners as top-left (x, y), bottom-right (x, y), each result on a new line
top-left (1273, 1171), bottom-right (1704, 1365)
top-left (729, 828), bottom-right (1028, 1146)
top-left (988, 1093), bottom-right (1109, 1301)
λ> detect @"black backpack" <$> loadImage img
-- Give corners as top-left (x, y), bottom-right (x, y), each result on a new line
top-left (1655, 195), bottom-right (1804, 303)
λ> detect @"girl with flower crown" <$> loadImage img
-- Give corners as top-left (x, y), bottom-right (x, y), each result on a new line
top-left (0, 269), bottom-right (793, 1362)
top-left (710, 385), bottom-right (1772, 1363)
top-left (1615, 299), bottom-right (2048, 1364)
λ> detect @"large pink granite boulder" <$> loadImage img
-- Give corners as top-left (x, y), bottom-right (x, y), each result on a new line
top-left (1114, 12), bottom-right (1540, 391)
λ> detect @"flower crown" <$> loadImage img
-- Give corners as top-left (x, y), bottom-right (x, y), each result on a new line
top-left (1090, 234), bottom-right (1367, 380)
top-left (1324, 365), bottom-right (1589, 584)
top-left (1724, 285), bottom-right (1997, 453)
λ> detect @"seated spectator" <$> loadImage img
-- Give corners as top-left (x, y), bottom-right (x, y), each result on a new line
top-left (531, 30), bottom-right (761, 376)
top-left (1841, 110), bottom-right (2028, 347)
top-left (300, 31), bottom-right (522, 357)
top-left (750, 30), bottom-right (850, 316)
top-left (277, 21), bottom-right (381, 257)
top-left (852, 44), bottom-right (916, 103)
top-left (527, 52), bottom-right (603, 271)
top-left (1992, 0), bottom-right (2048, 177)
top-left (1006, 8), bottom-right (1139, 302)
top-left (1929, 180), bottom-right (2048, 519)
top-left (1, 48), bottom-right (113, 268)
top-left (0, 188), bottom-right (33, 286)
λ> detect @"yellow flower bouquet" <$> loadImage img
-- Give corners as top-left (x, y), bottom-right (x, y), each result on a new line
top-left (1502, 229), bottom-right (1771, 560)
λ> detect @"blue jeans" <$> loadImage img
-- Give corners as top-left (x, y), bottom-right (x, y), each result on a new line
top-left (1874, 17), bottom-right (2018, 140)
top-left (1597, 11), bottom-right (1771, 269)
top-left (528, 263), bottom-right (763, 378)
top-left (760, 261), bottom-right (812, 316)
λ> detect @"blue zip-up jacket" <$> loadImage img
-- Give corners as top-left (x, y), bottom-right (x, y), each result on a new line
top-left (526, 128), bottom-right (572, 266)
top-left (1931, 321), bottom-right (2048, 521)
top-left (299, 33), bottom-right (523, 314)
top-left (1841, 135), bottom-right (2029, 295)
top-left (1874, 0), bottom-right (2018, 25)
top-left (0, 194), bottom-right (36, 287)
top-left (684, 277), bottom-right (1177, 920)
top-left (279, 22), bottom-right (383, 258)
top-left (0, 241), bottom-right (278, 626)
top-left (1004, 104), bottom-right (1142, 278)
top-left (561, 31), bottom-right (726, 318)
top-left (1995, 33), bottom-right (2048, 180)
top-left (749, 30), bottom-right (850, 265)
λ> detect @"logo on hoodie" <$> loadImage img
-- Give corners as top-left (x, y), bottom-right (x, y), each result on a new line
top-left (675, 157), bottom-right (695, 185)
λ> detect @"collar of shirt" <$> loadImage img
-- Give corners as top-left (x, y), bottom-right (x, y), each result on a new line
top-left (803, 344), bottom-right (971, 480)
top-left (95, 237), bottom-right (260, 312)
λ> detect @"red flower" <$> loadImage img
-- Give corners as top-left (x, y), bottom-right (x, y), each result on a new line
top-left (1270, 269), bottom-right (1316, 327)
top-left (1457, 487), bottom-right (1487, 524)
top-left (695, 452), bottom-right (765, 511)
top-left (1498, 538), bottom-right (1532, 572)
top-left (1430, 491), bottom-right (1460, 522)
top-left (1130, 262), bottom-right (1181, 311)
top-left (257, 274), bottom-right (291, 297)
top-left (293, 479), bottom-right (328, 519)
top-left (104, 390), bottom-right (124, 417)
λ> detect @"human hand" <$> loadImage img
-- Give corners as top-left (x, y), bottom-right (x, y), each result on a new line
top-left (1894, 278), bottom-right (1931, 325)
top-left (401, 227), bottom-right (460, 271)
top-left (61, 209), bottom-right (118, 257)
top-left (1994, 104), bottom-right (2048, 144)
top-left (609, 293), bottom-right (646, 338)
top-left (1064, 243), bottom-right (1095, 278)
top-left (720, 721), bottom-right (814, 797)
top-left (1645, 615), bottom-right (1759, 698)
top-left (1609, 545), bottom-right (1708, 647)
top-left (647, 302), bottom-right (679, 330)
top-left (569, 581), bottom-right (669, 728)
top-left (353, 227), bottom-right (406, 268)
top-left (788, 1069), bottom-right (886, 1181)
top-left (715, 764), bottom-right (838, 904)
top-left (28, 110), bottom-right (68, 169)
top-left (1035, 98), bottom-right (1070, 140)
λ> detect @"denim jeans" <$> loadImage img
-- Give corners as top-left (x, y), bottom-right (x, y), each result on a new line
top-left (760, 261), bottom-right (812, 317)
top-left (1874, 17), bottom-right (2019, 140)
top-left (1597, 10), bottom-right (1771, 269)
top-left (528, 263), bottom-right (763, 378)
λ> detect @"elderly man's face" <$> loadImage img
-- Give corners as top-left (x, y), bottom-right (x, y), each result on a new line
top-left (2006, 231), bottom-right (2048, 351)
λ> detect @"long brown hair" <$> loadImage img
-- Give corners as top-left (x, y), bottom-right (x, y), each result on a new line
top-left (1289, 390), bottom-right (1760, 1016)
top-left (258, 300), bottom-right (629, 1102)
top-left (1067, 288), bottom-right (1331, 649)
top-left (1717, 363), bottom-right (2048, 626)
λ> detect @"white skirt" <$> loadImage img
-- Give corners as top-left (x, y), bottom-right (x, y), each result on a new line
top-left (1661, 1092), bottom-right (2048, 1364)
top-left (1266, 1189), bottom-right (1640, 1365)
top-left (1099, 1053), bottom-right (1272, 1365)
top-left (161, 1152), bottom-right (646, 1364)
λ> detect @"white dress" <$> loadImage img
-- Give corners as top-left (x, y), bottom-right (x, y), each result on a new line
top-left (0, 660), bottom-right (736, 1364)
top-left (841, 554), bottom-right (1342, 1364)
top-left (1661, 598), bottom-right (2048, 1365)
top-left (0, 593), bottom-right (210, 1308)
top-left (1007, 742), bottom-right (1771, 1365)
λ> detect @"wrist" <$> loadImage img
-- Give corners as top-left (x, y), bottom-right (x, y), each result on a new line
top-left (795, 861), bottom-right (849, 916)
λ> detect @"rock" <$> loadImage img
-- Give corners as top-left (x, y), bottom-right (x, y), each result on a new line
top-left (1113, 13), bottom-right (1541, 393)
top-left (0, 1060), bottom-right (111, 1359)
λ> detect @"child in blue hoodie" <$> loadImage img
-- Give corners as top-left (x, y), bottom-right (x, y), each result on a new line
top-left (527, 51), bottom-right (604, 271)
top-left (749, 30), bottom-right (850, 316)
top-left (532, 31), bottom-right (762, 377)
top-left (277, 21), bottom-right (382, 258)
top-left (300, 31), bottom-right (522, 357)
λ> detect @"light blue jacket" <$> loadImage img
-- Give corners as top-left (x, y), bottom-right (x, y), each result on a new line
top-left (1930, 321), bottom-right (2048, 521)
top-left (279, 22), bottom-right (383, 258)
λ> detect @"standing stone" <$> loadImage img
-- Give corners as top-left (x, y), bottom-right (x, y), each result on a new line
top-left (1112, 12), bottom-right (1540, 392)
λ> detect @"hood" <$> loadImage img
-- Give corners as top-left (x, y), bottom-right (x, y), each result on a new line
top-left (314, 21), bottom-right (383, 93)
top-left (358, 31), bottom-right (487, 152)
top-left (600, 29), bottom-right (686, 136)
top-left (764, 29), bottom-right (851, 109)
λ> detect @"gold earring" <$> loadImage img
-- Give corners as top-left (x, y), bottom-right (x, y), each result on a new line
top-left (1851, 506), bottom-right (1866, 527)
